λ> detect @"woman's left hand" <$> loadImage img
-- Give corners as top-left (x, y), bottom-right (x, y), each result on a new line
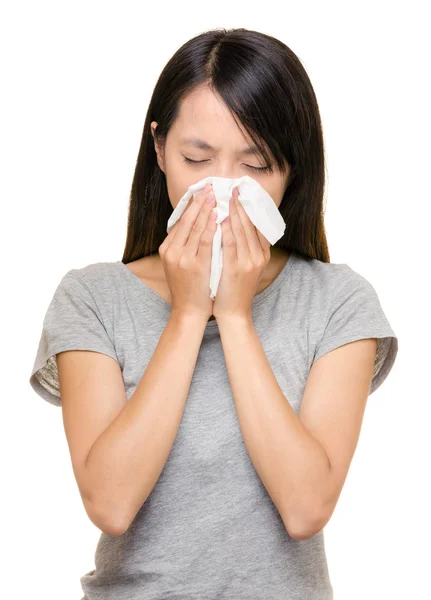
top-left (213, 187), bottom-right (271, 320)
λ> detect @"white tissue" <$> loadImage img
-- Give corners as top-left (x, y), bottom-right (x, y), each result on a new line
top-left (166, 175), bottom-right (286, 300)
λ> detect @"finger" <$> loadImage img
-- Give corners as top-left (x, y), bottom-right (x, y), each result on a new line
top-left (226, 189), bottom-right (249, 263)
top-left (197, 204), bottom-right (218, 264)
top-left (169, 184), bottom-right (213, 252)
top-left (255, 229), bottom-right (271, 259)
top-left (159, 218), bottom-right (180, 254)
top-left (234, 193), bottom-right (270, 261)
top-left (185, 191), bottom-right (217, 259)
top-left (221, 210), bottom-right (237, 264)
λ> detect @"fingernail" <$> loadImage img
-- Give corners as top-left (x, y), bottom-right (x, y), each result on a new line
top-left (203, 183), bottom-right (212, 194)
top-left (206, 191), bottom-right (215, 203)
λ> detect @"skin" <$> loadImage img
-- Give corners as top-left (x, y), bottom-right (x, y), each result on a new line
top-left (58, 84), bottom-right (376, 540)
top-left (130, 83), bottom-right (292, 321)
top-left (126, 85), bottom-right (376, 540)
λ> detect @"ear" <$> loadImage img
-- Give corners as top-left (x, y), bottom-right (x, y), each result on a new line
top-left (151, 121), bottom-right (166, 174)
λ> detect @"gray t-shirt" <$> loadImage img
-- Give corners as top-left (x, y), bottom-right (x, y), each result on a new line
top-left (29, 251), bottom-right (398, 600)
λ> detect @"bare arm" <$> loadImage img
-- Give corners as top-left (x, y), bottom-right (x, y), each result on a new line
top-left (216, 315), bottom-right (375, 541)
top-left (84, 310), bottom-right (208, 535)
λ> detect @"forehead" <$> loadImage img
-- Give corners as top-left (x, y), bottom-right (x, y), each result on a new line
top-left (179, 84), bottom-right (235, 122)
top-left (179, 135), bottom-right (262, 156)
top-left (172, 87), bottom-right (269, 156)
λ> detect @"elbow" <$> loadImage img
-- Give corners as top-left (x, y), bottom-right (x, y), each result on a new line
top-left (282, 504), bottom-right (329, 541)
top-left (96, 510), bottom-right (130, 537)
top-left (100, 517), bottom-right (129, 537)
top-left (286, 520), bottom-right (324, 541)
top-left (85, 496), bottom-right (130, 537)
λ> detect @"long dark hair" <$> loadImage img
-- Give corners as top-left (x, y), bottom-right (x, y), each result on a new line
top-left (122, 28), bottom-right (329, 264)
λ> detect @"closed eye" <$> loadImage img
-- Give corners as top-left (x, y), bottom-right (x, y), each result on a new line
top-left (182, 156), bottom-right (271, 173)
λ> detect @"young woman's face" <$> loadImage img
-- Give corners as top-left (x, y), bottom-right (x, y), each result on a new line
top-left (151, 84), bottom-right (291, 211)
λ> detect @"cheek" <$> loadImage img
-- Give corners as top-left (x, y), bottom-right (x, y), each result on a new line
top-left (166, 170), bottom-right (202, 211)
top-left (264, 183), bottom-right (284, 210)
top-left (164, 162), bottom-right (192, 209)
top-left (273, 178), bottom-right (288, 208)
top-left (172, 157), bottom-right (217, 208)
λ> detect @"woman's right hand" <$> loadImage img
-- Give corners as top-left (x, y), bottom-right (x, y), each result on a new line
top-left (158, 183), bottom-right (218, 320)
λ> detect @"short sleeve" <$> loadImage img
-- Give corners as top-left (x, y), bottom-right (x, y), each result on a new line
top-left (29, 270), bottom-right (119, 407)
top-left (312, 268), bottom-right (398, 395)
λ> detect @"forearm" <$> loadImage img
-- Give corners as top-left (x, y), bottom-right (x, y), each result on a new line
top-left (85, 310), bottom-right (208, 534)
top-left (217, 315), bottom-right (331, 539)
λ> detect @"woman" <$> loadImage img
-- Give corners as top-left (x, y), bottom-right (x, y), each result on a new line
top-left (29, 28), bottom-right (398, 600)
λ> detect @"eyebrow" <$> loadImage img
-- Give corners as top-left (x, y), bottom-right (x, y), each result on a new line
top-left (180, 137), bottom-right (261, 155)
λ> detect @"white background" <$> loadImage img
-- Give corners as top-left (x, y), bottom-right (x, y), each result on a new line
top-left (2, 1), bottom-right (429, 598)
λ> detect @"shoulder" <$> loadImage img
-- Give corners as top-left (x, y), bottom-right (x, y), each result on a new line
top-left (292, 254), bottom-right (371, 299)
top-left (50, 261), bottom-right (124, 320)
top-left (288, 255), bottom-right (384, 331)
top-left (61, 260), bottom-right (122, 294)
top-left (294, 254), bottom-right (361, 287)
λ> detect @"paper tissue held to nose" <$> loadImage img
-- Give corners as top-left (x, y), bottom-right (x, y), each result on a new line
top-left (166, 175), bottom-right (286, 300)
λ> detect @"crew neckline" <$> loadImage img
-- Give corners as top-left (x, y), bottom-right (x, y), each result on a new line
top-left (116, 252), bottom-right (297, 331)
